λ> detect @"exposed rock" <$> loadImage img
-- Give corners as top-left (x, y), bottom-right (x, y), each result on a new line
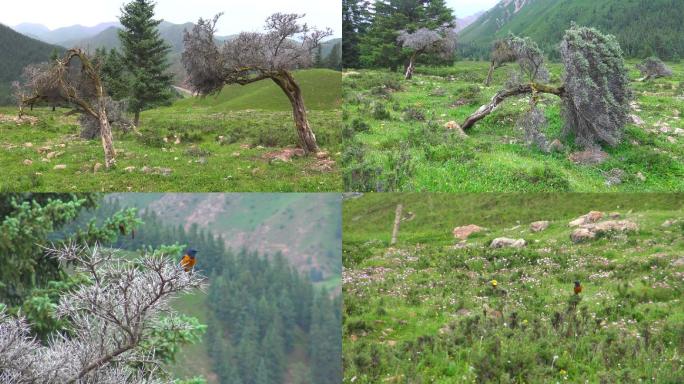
top-left (661, 219), bottom-right (678, 228)
top-left (629, 114), bottom-right (645, 126)
top-left (571, 228), bottom-right (595, 243)
top-left (667, 136), bottom-right (676, 143)
top-left (124, 166), bottom-right (136, 173)
top-left (674, 128), bottom-right (684, 136)
top-left (572, 220), bottom-right (638, 243)
top-left (490, 237), bottom-right (526, 249)
top-left (444, 121), bottom-right (466, 136)
top-left (316, 151), bottom-right (329, 159)
top-left (53, 164), bottom-right (66, 170)
top-left (548, 139), bottom-right (564, 152)
top-left (672, 257), bottom-right (684, 267)
top-left (23, 159), bottom-right (33, 165)
top-left (604, 168), bottom-right (626, 186)
top-left (46, 151), bottom-right (62, 159)
top-left (24, 142), bottom-right (33, 148)
top-left (636, 172), bottom-right (646, 182)
top-left (37, 146), bottom-right (52, 153)
top-left (93, 163), bottom-right (103, 173)
top-left (568, 149), bottom-right (609, 165)
top-left (529, 220), bottom-right (549, 232)
top-left (232, 152), bottom-right (241, 157)
top-left (452, 224), bottom-right (484, 240)
top-left (569, 211), bottom-right (604, 227)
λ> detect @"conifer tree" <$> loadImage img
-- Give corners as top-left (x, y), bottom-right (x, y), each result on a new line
top-left (118, 0), bottom-right (173, 126)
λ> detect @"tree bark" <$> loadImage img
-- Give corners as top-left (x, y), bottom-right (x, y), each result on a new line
top-left (98, 99), bottom-right (117, 168)
top-left (133, 110), bottom-right (140, 127)
top-left (390, 204), bottom-right (403, 246)
top-left (404, 55), bottom-right (416, 80)
top-left (485, 61), bottom-right (495, 86)
top-left (461, 83), bottom-right (565, 131)
top-left (272, 71), bottom-right (319, 154)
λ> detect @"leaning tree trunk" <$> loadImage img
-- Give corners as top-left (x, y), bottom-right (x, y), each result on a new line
top-left (97, 101), bottom-right (116, 169)
top-left (272, 71), bottom-right (319, 154)
top-left (461, 83), bottom-right (565, 131)
top-left (485, 61), bottom-right (495, 86)
top-left (404, 54), bottom-right (416, 80)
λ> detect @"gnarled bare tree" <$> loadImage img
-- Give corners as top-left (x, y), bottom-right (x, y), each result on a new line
top-left (16, 49), bottom-right (128, 168)
top-left (182, 13), bottom-right (332, 154)
top-left (396, 27), bottom-right (456, 80)
top-left (636, 57), bottom-right (673, 81)
top-left (0, 242), bottom-right (205, 384)
top-left (461, 25), bottom-right (631, 149)
top-left (485, 38), bottom-right (517, 86)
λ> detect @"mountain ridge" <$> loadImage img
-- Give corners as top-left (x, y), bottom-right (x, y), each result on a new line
top-left (459, 0), bottom-right (684, 60)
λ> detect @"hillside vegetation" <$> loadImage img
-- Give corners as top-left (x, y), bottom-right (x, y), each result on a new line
top-left (459, 0), bottom-right (684, 60)
top-left (343, 193), bottom-right (684, 383)
top-left (0, 69), bottom-right (342, 192)
top-left (343, 61), bottom-right (684, 192)
top-left (0, 24), bottom-right (63, 104)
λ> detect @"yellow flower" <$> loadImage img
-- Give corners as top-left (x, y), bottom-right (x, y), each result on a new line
top-left (522, 319), bottom-right (528, 325)
top-left (491, 279), bottom-right (498, 287)
top-left (560, 369), bottom-right (567, 376)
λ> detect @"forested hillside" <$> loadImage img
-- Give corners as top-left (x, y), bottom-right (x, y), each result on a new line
top-left (108, 193), bottom-right (342, 281)
top-left (459, 0), bottom-right (684, 60)
top-left (0, 23), bottom-right (62, 104)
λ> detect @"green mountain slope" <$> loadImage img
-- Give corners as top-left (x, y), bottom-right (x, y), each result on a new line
top-left (0, 23), bottom-right (63, 104)
top-left (459, 0), bottom-right (684, 60)
top-left (171, 68), bottom-right (341, 111)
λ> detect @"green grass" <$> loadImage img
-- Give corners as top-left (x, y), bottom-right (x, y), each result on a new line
top-left (342, 61), bottom-right (684, 192)
top-left (0, 69), bottom-right (342, 192)
top-left (343, 193), bottom-right (684, 383)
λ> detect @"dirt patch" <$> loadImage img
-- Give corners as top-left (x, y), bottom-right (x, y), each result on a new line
top-left (262, 148), bottom-right (305, 162)
top-left (0, 114), bottom-right (38, 125)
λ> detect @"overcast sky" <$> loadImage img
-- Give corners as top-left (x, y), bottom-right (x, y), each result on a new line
top-left (448, 0), bottom-right (500, 18)
top-left (0, 0), bottom-right (341, 36)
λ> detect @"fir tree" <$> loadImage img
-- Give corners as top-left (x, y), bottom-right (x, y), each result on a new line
top-left (326, 42), bottom-right (342, 70)
top-left (118, 0), bottom-right (173, 126)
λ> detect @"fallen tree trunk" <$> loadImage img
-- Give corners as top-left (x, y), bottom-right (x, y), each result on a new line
top-left (461, 83), bottom-right (564, 131)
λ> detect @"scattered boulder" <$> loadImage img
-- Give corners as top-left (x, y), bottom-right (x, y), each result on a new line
top-left (662, 219), bottom-right (678, 227)
top-left (444, 121), bottom-right (466, 136)
top-left (24, 142), bottom-right (33, 148)
top-left (452, 224), bottom-right (484, 240)
top-left (93, 163), bottom-right (103, 173)
top-left (568, 149), bottom-right (609, 165)
top-left (636, 172), bottom-right (646, 182)
top-left (262, 148), bottom-right (305, 163)
top-left (316, 151), bottom-right (329, 159)
top-left (571, 228), bottom-right (595, 243)
top-left (530, 221), bottom-right (549, 232)
top-left (37, 146), bottom-right (52, 153)
top-left (548, 139), bottom-right (564, 152)
top-left (667, 136), bottom-right (676, 143)
top-left (672, 257), bottom-right (684, 267)
top-left (571, 220), bottom-right (638, 243)
top-left (629, 114), bottom-right (645, 126)
top-left (124, 166), bottom-right (136, 173)
top-left (674, 128), bottom-right (684, 136)
top-left (46, 151), bottom-right (62, 159)
top-left (23, 159), bottom-right (33, 166)
top-left (604, 168), bottom-right (626, 186)
top-left (53, 164), bottom-right (66, 170)
top-left (490, 237), bottom-right (526, 249)
top-left (569, 211), bottom-right (604, 227)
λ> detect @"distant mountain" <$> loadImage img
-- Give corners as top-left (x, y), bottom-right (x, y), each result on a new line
top-left (459, 0), bottom-right (684, 60)
top-left (0, 23), bottom-right (63, 104)
top-left (455, 11), bottom-right (484, 33)
top-left (13, 22), bottom-right (120, 45)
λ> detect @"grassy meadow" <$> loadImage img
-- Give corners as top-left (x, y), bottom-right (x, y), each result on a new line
top-left (343, 61), bottom-right (684, 192)
top-left (0, 69), bottom-right (342, 192)
top-left (343, 193), bottom-right (684, 383)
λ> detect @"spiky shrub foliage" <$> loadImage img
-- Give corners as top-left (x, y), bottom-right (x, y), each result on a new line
top-left (560, 24), bottom-right (631, 148)
top-left (0, 243), bottom-right (205, 384)
top-left (636, 57), bottom-right (673, 80)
